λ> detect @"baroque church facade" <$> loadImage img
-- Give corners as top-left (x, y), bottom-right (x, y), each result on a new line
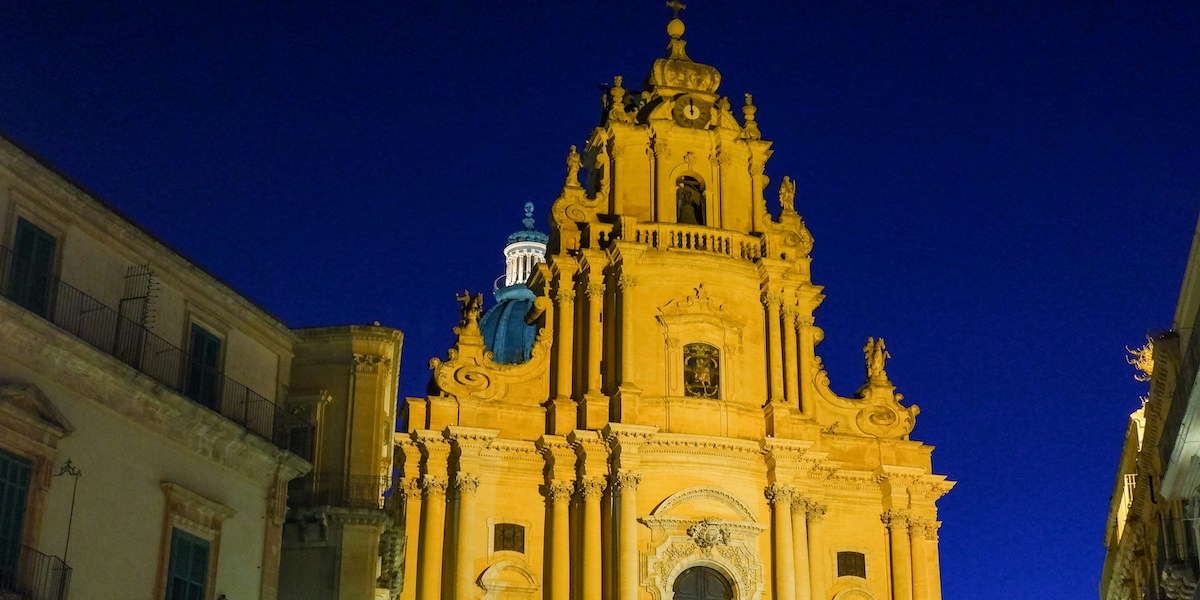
top-left (397, 11), bottom-right (952, 600)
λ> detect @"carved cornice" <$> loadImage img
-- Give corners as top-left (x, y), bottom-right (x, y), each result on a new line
top-left (353, 353), bottom-right (391, 374)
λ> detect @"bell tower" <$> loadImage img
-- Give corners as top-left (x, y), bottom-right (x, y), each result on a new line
top-left (546, 8), bottom-right (823, 436)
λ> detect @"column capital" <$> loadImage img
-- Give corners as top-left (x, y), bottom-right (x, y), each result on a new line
top-left (880, 509), bottom-right (911, 531)
top-left (617, 274), bottom-right (638, 290)
top-left (908, 517), bottom-right (939, 541)
top-left (555, 287), bottom-right (576, 304)
top-left (578, 477), bottom-right (607, 499)
top-left (419, 475), bottom-right (448, 498)
top-left (586, 282), bottom-right (606, 299)
top-left (453, 473), bottom-right (480, 495)
top-left (547, 480), bottom-right (575, 501)
top-left (611, 470), bottom-right (642, 491)
top-left (401, 478), bottom-right (423, 499)
top-left (764, 483), bottom-right (796, 506)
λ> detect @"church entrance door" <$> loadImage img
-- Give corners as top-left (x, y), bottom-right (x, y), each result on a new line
top-left (673, 566), bottom-right (733, 600)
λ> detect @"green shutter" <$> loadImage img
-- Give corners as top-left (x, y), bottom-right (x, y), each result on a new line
top-left (185, 324), bottom-right (222, 408)
top-left (0, 449), bottom-right (31, 586)
top-left (8, 218), bottom-right (56, 316)
top-left (165, 529), bottom-right (209, 600)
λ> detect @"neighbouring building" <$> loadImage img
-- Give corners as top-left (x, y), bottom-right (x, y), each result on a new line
top-left (398, 11), bottom-right (952, 600)
top-left (0, 126), bottom-right (405, 598)
top-left (1102, 215), bottom-right (1200, 600)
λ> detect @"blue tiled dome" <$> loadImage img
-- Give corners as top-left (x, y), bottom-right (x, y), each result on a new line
top-left (479, 284), bottom-right (539, 364)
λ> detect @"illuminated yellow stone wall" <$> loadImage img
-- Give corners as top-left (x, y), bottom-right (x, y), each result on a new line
top-left (400, 15), bottom-right (951, 600)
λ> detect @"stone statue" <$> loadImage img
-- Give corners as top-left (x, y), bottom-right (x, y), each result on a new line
top-left (565, 145), bottom-right (581, 187)
top-left (608, 76), bottom-right (632, 123)
top-left (457, 290), bottom-right (483, 326)
top-left (676, 180), bottom-right (704, 225)
top-left (864, 337), bottom-right (890, 381)
top-left (779, 175), bottom-right (796, 213)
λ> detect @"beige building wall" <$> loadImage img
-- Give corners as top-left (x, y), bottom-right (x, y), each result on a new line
top-left (0, 134), bottom-right (310, 600)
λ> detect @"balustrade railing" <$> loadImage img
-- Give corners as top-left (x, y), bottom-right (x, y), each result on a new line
top-left (289, 472), bottom-right (392, 510)
top-left (0, 245), bottom-right (313, 460)
top-left (626, 222), bottom-right (763, 261)
top-left (0, 545), bottom-right (70, 600)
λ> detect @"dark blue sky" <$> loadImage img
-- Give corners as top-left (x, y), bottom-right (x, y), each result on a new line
top-left (3, 2), bottom-right (1198, 597)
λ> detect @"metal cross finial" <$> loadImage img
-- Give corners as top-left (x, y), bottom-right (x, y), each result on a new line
top-left (667, 0), bottom-right (686, 19)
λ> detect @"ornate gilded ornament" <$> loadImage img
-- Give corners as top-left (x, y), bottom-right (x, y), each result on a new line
top-left (683, 343), bottom-right (720, 398)
top-left (687, 519), bottom-right (730, 548)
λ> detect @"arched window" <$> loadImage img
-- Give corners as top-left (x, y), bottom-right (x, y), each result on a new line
top-left (676, 176), bottom-right (706, 225)
top-left (673, 566), bottom-right (733, 600)
top-left (684, 343), bottom-right (720, 399)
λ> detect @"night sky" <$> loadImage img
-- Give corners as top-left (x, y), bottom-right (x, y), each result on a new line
top-left (3, 2), bottom-right (1198, 597)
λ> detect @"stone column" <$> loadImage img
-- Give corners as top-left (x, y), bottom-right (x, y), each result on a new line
top-left (417, 475), bottom-right (448, 600)
top-left (806, 502), bottom-right (828, 600)
top-left (400, 479), bottom-right (423, 600)
top-left (766, 484), bottom-right (796, 600)
top-left (763, 292), bottom-right (785, 404)
top-left (790, 497), bottom-right (812, 600)
top-left (613, 470), bottom-right (642, 600)
top-left (547, 481), bottom-right (574, 600)
top-left (579, 477), bottom-right (607, 600)
top-left (796, 316), bottom-right (817, 418)
top-left (454, 473), bottom-right (481, 600)
top-left (782, 305), bottom-right (800, 408)
top-left (908, 517), bottom-right (931, 600)
top-left (883, 510), bottom-right (913, 600)
top-left (586, 281), bottom-right (605, 396)
top-left (555, 285), bottom-right (577, 398)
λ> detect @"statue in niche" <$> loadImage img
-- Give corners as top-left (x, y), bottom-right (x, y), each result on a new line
top-left (864, 337), bottom-right (890, 381)
top-left (676, 176), bottom-right (705, 225)
top-left (684, 343), bottom-right (720, 398)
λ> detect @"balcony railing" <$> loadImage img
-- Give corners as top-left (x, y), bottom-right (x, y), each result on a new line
top-left (288, 472), bottom-right (392, 510)
top-left (0, 545), bottom-right (70, 600)
top-left (0, 245), bottom-right (313, 460)
top-left (626, 222), bottom-right (764, 261)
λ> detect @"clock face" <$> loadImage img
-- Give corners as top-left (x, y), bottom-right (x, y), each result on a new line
top-left (672, 95), bottom-right (711, 128)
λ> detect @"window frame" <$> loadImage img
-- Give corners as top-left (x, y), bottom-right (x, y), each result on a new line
top-left (155, 483), bottom-right (234, 600)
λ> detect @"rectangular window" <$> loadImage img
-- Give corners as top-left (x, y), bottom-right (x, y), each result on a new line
top-left (0, 449), bottom-right (31, 588)
top-left (184, 324), bottom-right (222, 409)
top-left (165, 528), bottom-right (209, 600)
top-left (494, 523), bottom-right (525, 553)
top-left (837, 551), bottom-right (866, 578)
top-left (7, 218), bottom-right (56, 317)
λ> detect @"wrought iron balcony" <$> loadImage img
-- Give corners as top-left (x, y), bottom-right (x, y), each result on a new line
top-left (288, 472), bottom-right (392, 510)
top-left (0, 545), bottom-right (71, 600)
top-left (0, 245), bottom-right (313, 460)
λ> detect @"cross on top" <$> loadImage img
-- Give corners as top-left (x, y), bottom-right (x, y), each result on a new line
top-left (667, 0), bottom-right (686, 19)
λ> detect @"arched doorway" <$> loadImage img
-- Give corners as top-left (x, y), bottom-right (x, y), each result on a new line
top-left (673, 566), bottom-right (733, 600)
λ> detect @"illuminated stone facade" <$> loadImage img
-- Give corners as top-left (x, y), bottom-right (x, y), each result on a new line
top-left (1101, 216), bottom-right (1200, 600)
top-left (399, 13), bottom-right (952, 600)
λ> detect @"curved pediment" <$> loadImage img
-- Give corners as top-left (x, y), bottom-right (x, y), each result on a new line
top-left (650, 485), bottom-right (756, 522)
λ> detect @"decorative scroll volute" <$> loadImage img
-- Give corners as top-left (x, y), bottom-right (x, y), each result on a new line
top-left (428, 294), bottom-right (553, 403)
top-left (808, 339), bottom-right (920, 440)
